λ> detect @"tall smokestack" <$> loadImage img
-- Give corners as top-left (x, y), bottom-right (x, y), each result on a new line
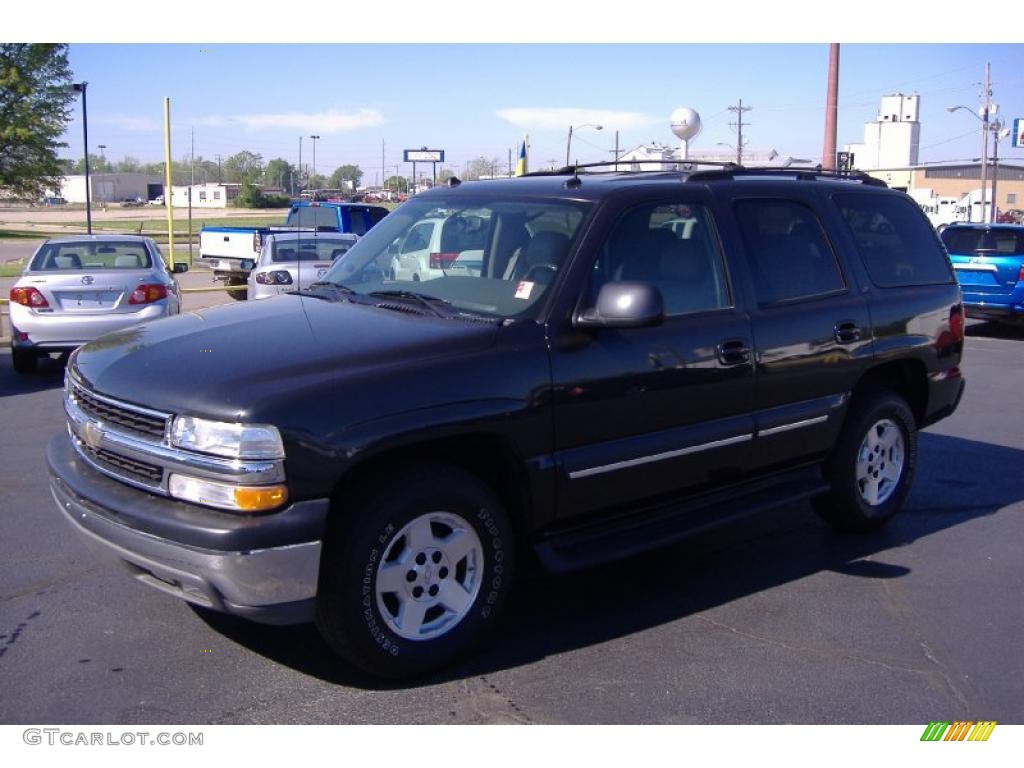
top-left (822, 43), bottom-right (840, 170)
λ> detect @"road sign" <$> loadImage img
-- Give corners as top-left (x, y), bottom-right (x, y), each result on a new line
top-left (404, 149), bottom-right (444, 162)
top-left (1013, 118), bottom-right (1023, 148)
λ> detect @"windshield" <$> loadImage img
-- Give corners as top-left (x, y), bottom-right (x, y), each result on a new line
top-left (321, 195), bottom-right (591, 319)
top-left (30, 241), bottom-right (154, 271)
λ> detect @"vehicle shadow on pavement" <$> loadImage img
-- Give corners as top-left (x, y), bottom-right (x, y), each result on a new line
top-left (0, 351), bottom-right (67, 397)
top-left (193, 431), bottom-right (1024, 690)
top-left (965, 321), bottom-right (1024, 341)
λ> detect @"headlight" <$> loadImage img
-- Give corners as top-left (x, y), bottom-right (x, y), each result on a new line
top-left (170, 416), bottom-right (285, 460)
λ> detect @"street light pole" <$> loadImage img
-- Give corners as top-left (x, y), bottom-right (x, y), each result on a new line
top-left (72, 82), bottom-right (91, 234)
top-left (310, 135), bottom-right (320, 195)
top-left (566, 123), bottom-right (603, 167)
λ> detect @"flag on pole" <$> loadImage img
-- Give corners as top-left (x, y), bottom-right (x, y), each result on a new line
top-left (515, 134), bottom-right (529, 176)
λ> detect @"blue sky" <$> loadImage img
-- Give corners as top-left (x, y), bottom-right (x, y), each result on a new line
top-left (41, 34), bottom-right (1024, 184)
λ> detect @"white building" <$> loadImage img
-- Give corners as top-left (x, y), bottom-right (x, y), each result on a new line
top-left (54, 173), bottom-right (163, 204)
top-left (168, 183), bottom-right (240, 208)
top-left (845, 93), bottom-right (921, 171)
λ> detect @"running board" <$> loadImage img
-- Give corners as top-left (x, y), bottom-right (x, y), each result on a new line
top-left (534, 466), bottom-right (829, 574)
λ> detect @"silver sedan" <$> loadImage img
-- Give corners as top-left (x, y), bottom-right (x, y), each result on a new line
top-left (247, 233), bottom-right (359, 300)
top-left (8, 235), bottom-right (187, 374)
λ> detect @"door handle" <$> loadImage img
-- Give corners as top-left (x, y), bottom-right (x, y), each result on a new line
top-left (834, 321), bottom-right (862, 344)
top-left (717, 338), bottom-right (751, 366)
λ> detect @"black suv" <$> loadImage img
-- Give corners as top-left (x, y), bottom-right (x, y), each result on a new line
top-left (48, 165), bottom-right (965, 678)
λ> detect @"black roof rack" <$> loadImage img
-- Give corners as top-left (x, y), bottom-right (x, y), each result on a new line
top-left (521, 160), bottom-right (885, 187)
top-left (686, 165), bottom-right (888, 187)
top-left (522, 159), bottom-right (742, 177)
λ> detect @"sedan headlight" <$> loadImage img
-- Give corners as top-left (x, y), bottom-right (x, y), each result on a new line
top-left (170, 416), bottom-right (285, 460)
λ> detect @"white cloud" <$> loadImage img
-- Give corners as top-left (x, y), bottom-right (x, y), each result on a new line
top-left (192, 108), bottom-right (385, 133)
top-left (496, 107), bottom-right (657, 131)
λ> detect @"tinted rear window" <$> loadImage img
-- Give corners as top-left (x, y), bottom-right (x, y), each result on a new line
top-left (271, 238), bottom-right (355, 262)
top-left (734, 199), bottom-right (846, 304)
top-left (834, 193), bottom-right (953, 287)
top-left (30, 242), bottom-right (153, 271)
top-left (941, 227), bottom-right (1024, 256)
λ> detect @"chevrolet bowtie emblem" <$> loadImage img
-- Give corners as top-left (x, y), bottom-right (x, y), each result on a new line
top-left (82, 419), bottom-right (104, 449)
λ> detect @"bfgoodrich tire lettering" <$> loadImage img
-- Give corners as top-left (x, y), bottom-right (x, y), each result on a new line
top-left (813, 391), bottom-right (917, 532)
top-left (316, 463), bottom-right (515, 679)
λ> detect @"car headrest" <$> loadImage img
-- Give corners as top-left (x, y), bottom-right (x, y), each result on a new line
top-left (54, 254), bottom-right (82, 269)
top-left (114, 254), bottom-right (142, 268)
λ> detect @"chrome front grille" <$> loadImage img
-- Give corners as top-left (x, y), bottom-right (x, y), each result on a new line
top-left (79, 441), bottom-right (164, 485)
top-left (69, 379), bottom-right (169, 441)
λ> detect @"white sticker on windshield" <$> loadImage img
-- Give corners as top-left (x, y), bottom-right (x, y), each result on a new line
top-left (515, 281), bottom-right (535, 300)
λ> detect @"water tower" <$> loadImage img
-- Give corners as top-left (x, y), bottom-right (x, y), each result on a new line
top-left (670, 107), bottom-right (702, 161)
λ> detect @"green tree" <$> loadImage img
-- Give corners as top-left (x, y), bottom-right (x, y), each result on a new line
top-left (113, 156), bottom-right (141, 173)
top-left (328, 163), bottom-right (363, 190)
top-left (0, 44), bottom-right (75, 199)
top-left (222, 150), bottom-right (264, 184)
top-left (264, 157), bottom-right (295, 192)
top-left (385, 175), bottom-right (408, 193)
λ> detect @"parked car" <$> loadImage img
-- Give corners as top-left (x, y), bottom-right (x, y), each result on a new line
top-left (148, 195), bottom-right (164, 206)
top-left (119, 197), bottom-right (144, 207)
top-left (247, 232), bottom-right (359, 300)
top-left (9, 235), bottom-right (187, 373)
top-left (200, 201), bottom-right (389, 298)
top-left (941, 223), bottom-right (1024, 324)
top-left (388, 212), bottom-right (488, 280)
top-left (48, 165), bottom-right (964, 679)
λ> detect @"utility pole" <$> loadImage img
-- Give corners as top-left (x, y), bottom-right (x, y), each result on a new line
top-left (606, 131), bottom-right (621, 169)
top-left (188, 126), bottom-right (194, 264)
top-left (215, 154), bottom-right (222, 183)
top-left (822, 43), bottom-right (840, 171)
top-left (728, 98), bottom-right (751, 165)
top-left (980, 62), bottom-right (992, 222)
top-left (381, 139), bottom-right (386, 195)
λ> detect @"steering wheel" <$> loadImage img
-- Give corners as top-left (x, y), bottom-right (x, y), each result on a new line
top-left (522, 263), bottom-right (558, 283)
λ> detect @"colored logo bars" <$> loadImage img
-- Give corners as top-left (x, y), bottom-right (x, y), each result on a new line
top-left (920, 721), bottom-right (997, 742)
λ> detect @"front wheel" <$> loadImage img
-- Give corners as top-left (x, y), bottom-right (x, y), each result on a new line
top-left (316, 464), bottom-right (515, 679)
top-left (813, 391), bottom-right (917, 532)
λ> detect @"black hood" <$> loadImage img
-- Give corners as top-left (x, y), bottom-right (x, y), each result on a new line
top-left (72, 295), bottom-right (499, 421)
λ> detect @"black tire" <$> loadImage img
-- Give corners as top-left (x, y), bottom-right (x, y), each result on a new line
top-left (813, 391), bottom-right (917, 533)
top-left (11, 348), bottom-right (37, 375)
top-left (316, 463), bottom-right (515, 679)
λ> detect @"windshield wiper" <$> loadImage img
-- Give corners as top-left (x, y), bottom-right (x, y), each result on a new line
top-left (367, 290), bottom-right (454, 318)
top-left (293, 281), bottom-right (355, 301)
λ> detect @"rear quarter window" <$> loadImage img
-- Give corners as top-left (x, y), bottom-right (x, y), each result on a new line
top-left (834, 193), bottom-right (953, 287)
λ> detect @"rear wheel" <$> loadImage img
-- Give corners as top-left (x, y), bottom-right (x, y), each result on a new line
top-left (813, 391), bottom-right (917, 532)
top-left (11, 348), bottom-right (37, 375)
top-left (316, 463), bottom-right (515, 679)
top-left (226, 276), bottom-right (248, 301)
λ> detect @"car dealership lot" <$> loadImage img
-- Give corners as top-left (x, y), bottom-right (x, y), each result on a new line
top-left (1, 314), bottom-right (1022, 723)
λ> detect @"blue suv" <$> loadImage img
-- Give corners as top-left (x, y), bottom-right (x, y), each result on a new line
top-left (942, 223), bottom-right (1024, 324)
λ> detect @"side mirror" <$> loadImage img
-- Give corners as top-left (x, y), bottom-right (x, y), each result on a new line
top-left (239, 259), bottom-right (256, 271)
top-left (172, 262), bottom-right (189, 274)
top-left (575, 281), bottom-right (665, 329)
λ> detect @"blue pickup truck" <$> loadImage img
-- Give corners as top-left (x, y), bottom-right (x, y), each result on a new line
top-left (200, 201), bottom-right (389, 297)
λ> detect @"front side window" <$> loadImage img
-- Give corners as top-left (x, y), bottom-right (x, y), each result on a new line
top-left (836, 193), bottom-right (953, 287)
top-left (323, 196), bottom-right (591, 319)
top-left (588, 202), bottom-right (731, 315)
top-left (735, 199), bottom-right (845, 304)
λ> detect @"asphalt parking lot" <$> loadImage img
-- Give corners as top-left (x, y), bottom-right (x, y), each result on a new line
top-left (1, 298), bottom-right (1022, 723)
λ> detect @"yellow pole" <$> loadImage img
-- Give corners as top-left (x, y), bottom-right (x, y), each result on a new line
top-left (163, 97), bottom-right (174, 266)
